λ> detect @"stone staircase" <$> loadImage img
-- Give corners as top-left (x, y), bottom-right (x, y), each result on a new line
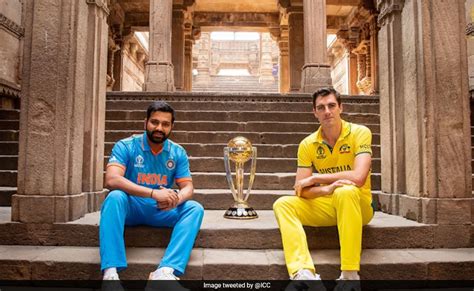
top-left (0, 92), bottom-right (473, 281)
top-left (192, 75), bottom-right (278, 93)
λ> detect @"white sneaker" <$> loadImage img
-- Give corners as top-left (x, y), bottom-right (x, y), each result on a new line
top-left (149, 267), bottom-right (180, 280)
top-left (291, 269), bottom-right (322, 280)
top-left (103, 272), bottom-right (120, 280)
top-left (101, 273), bottom-right (124, 291)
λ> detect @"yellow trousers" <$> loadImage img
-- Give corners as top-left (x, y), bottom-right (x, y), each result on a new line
top-left (273, 185), bottom-right (373, 276)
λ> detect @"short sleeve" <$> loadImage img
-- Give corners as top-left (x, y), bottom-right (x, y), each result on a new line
top-left (175, 147), bottom-right (192, 183)
top-left (107, 141), bottom-right (130, 170)
top-left (354, 126), bottom-right (372, 156)
top-left (297, 140), bottom-right (313, 168)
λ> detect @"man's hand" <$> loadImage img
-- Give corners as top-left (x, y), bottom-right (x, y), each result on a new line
top-left (294, 175), bottom-right (317, 196)
top-left (152, 187), bottom-right (179, 211)
top-left (322, 179), bottom-right (356, 195)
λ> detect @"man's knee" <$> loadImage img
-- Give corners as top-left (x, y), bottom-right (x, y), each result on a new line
top-left (333, 185), bottom-right (360, 201)
top-left (103, 190), bottom-right (128, 206)
top-left (273, 196), bottom-right (297, 214)
top-left (184, 200), bottom-right (204, 217)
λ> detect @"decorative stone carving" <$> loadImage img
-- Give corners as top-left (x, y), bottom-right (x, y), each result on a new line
top-left (0, 12), bottom-right (24, 39)
top-left (377, 0), bottom-right (405, 26)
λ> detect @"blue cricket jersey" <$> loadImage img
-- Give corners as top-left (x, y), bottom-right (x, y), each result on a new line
top-left (107, 132), bottom-right (192, 189)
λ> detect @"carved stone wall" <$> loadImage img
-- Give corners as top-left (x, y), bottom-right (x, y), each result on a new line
top-left (121, 34), bottom-right (148, 91)
top-left (0, 0), bottom-right (24, 108)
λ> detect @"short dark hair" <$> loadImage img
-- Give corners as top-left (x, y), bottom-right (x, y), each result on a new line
top-left (146, 101), bottom-right (175, 123)
top-left (312, 87), bottom-right (341, 108)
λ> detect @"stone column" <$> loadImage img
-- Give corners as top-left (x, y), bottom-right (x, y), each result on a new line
top-left (259, 32), bottom-right (275, 84)
top-left (278, 25), bottom-right (290, 93)
top-left (195, 32), bottom-right (211, 84)
top-left (338, 27), bottom-right (359, 95)
top-left (377, 0), bottom-right (406, 210)
top-left (466, 0), bottom-right (474, 96)
top-left (172, 7), bottom-right (185, 91)
top-left (301, 0), bottom-right (332, 92)
top-left (82, 0), bottom-right (109, 212)
top-left (378, 0), bottom-right (472, 245)
top-left (12, 0), bottom-right (108, 223)
top-left (288, 9), bottom-right (304, 92)
top-left (183, 24), bottom-right (194, 91)
top-left (145, 0), bottom-right (175, 91)
top-left (368, 15), bottom-right (379, 94)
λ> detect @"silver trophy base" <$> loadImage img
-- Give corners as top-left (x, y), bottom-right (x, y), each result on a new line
top-left (224, 206), bottom-right (258, 219)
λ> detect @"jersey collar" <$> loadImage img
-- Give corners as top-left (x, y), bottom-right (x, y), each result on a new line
top-left (141, 132), bottom-right (171, 153)
top-left (312, 119), bottom-right (351, 144)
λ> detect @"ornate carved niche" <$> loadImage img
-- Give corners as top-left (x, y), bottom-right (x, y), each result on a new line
top-left (352, 40), bottom-right (372, 94)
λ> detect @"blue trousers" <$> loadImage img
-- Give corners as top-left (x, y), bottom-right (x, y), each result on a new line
top-left (99, 190), bottom-right (204, 276)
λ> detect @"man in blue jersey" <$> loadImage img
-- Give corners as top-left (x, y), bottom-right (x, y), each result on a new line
top-left (100, 101), bottom-right (204, 281)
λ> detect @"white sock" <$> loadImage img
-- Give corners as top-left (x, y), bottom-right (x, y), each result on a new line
top-left (341, 270), bottom-right (360, 280)
top-left (103, 267), bottom-right (118, 278)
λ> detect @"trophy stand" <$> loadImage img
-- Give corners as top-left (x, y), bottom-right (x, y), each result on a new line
top-left (223, 136), bottom-right (258, 219)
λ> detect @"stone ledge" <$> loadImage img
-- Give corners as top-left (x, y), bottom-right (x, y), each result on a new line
top-left (0, 245), bottom-right (473, 280)
top-left (0, 209), bottom-right (445, 249)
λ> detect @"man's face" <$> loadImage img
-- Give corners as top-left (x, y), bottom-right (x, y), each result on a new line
top-left (145, 111), bottom-right (173, 144)
top-left (313, 94), bottom-right (342, 126)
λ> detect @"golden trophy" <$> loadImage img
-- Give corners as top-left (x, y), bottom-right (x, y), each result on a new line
top-left (223, 136), bottom-right (258, 219)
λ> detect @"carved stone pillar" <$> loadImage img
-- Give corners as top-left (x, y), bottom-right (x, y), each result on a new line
top-left (259, 32), bottom-right (275, 84)
top-left (338, 27), bottom-right (359, 95)
top-left (288, 10), bottom-right (304, 91)
top-left (278, 25), bottom-right (290, 93)
top-left (378, 0), bottom-right (472, 245)
top-left (172, 7), bottom-right (185, 91)
top-left (369, 15), bottom-right (379, 94)
top-left (353, 40), bottom-right (371, 94)
top-left (12, 0), bottom-right (109, 223)
top-left (145, 0), bottom-right (175, 91)
top-left (377, 0), bottom-right (406, 207)
top-left (183, 24), bottom-right (194, 91)
top-left (195, 32), bottom-right (211, 84)
top-left (82, 0), bottom-right (109, 212)
top-left (301, 0), bottom-right (332, 92)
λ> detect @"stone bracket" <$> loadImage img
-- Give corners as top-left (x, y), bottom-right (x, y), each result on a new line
top-left (467, 22), bottom-right (474, 37)
top-left (376, 0), bottom-right (405, 27)
top-left (86, 0), bottom-right (110, 15)
top-left (0, 12), bottom-right (24, 39)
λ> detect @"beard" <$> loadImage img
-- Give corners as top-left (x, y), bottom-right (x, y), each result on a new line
top-left (146, 129), bottom-right (171, 144)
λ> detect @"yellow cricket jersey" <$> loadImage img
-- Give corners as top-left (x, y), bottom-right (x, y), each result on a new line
top-left (297, 119), bottom-right (372, 198)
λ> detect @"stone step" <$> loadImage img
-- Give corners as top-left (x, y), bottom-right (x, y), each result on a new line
top-left (0, 142), bottom-right (18, 155)
top-left (0, 155), bottom-right (16, 170)
top-left (186, 157), bottom-right (381, 173)
top-left (0, 142), bottom-right (382, 159)
top-left (0, 120), bottom-right (19, 130)
top-left (0, 170), bottom-right (381, 190)
top-left (0, 245), bottom-right (473, 280)
top-left (104, 142), bottom-right (382, 159)
top-left (191, 172), bottom-right (381, 190)
top-left (0, 130), bottom-right (18, 142)
top-left (107, 110), bottom-right (379, 122)
top-left (0, 208), bottom-right (456, 250)
top-left (0, 109), bottom-right (20, 120)
top-left (105, 130), bottom-right (381, 145)
top-left (106, 100), bottom-right (379, 113)
top-left (0, 170), bottom-right (16, 187)
top-left (0, 187), bottom-right (15, 206)
top-left (99, 156), bottom-right (382, 174)
top-left (106, 119), bottom-right (380, 132)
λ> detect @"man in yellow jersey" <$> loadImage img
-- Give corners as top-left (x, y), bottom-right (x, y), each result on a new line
top-left (273, 87), bottom-right (374, 282)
